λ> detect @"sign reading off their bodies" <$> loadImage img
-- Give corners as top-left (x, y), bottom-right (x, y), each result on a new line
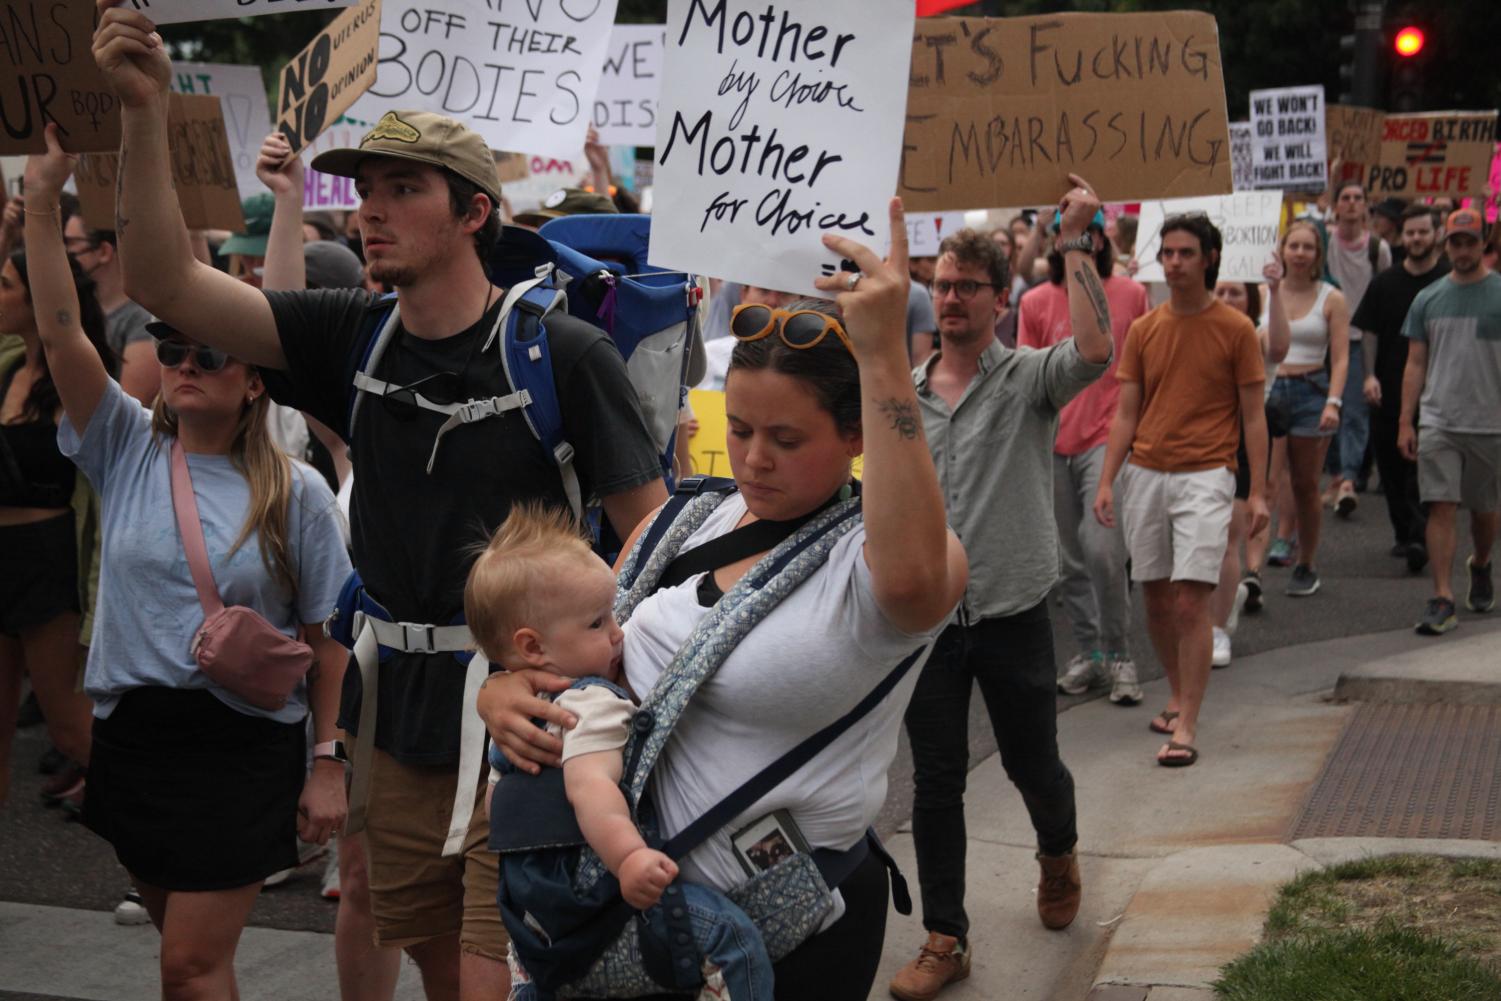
top-left (277, 0), bottom-right (382, 155)
top-left (344, 0), bottom-right (618, 159)
top-left (1132, 191), bottom-right (1282, 285)
top-left (900, 12), bottom-right (1232, 210)
top-left (907, 211), bottom-right (967, 257)
top-left (1326, 104), bottom-right (1384, 186)
top-left (75, 94), bottom-right (244, 232)
top-left (1249, 85), bottom-right (1326, 191)
top-left (594, 24), bottom-right (665, 147)
top-left (171, 63), bottom-right (273, 200)
top-left (649, 0), bottom-right (914, 300)
top-left (1229, 122), bottom-right (1253, 191)
top-left (0, 1), bottom-right (121, 154)
top-left (1367, 111), bottom-right (1498, 199)
top-left (121, 0), bottom-right (357, 26)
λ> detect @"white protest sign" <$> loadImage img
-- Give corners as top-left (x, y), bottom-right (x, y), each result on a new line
top-left (1229, 121), bottom-right (1254, 192)
top-left (1133, 191), bottom-right (1282, 284)
top-left (907, 211), bottom-right (967, 258)
top-left (1249, 85), bottom-right (1327, 191)
top-left (593, 24), bottom-right (666, 147)
top-left (170, 63), bottom-right (272, 200)
top-left (503, 152), bottom-right (589, 213)
top-left (124, 0), bottom-right (356, 25)
top-left (648, 0), bottom-right (914, 299)
top-left (300, 113), bottom-right (371, 212)
top-left (344, 0), bottom-right (619, 158)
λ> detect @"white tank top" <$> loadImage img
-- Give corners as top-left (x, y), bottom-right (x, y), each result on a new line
top-left (1277, 283), bottom-right (1334, 368)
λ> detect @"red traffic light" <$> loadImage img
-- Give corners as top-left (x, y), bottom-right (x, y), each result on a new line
top-left (1394, 26), bottom-right (1425, 57)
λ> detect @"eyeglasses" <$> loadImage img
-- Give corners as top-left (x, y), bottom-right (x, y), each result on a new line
top-left (376, 371), bottom-right (465, 421)
top-left (731, 304), bottom-right (853, 354)
top-left (932, 279), bottom-right (995, 300)
top-left (155, 340), bottom-right (230, 372)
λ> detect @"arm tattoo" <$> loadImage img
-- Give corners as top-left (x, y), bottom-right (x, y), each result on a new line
top-left (877, 398), bottom-right (921, 440)
top-left (56, 310), bottom-right (72, 327)
top-left (1073, 265), bottom-right (1112, 339)
top-left (114, 146), bottom-right (129, 238)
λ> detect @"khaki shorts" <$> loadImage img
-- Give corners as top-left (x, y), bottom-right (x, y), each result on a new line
top-left (353, 746), bottom-right (506, 959)
top-left (1418, 428), bottom-right (1501, 512)
top-left (1119, 464), bottom-right (1235, 584)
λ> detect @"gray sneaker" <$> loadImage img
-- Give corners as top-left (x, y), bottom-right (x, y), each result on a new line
top-left (1057, 652), bottom-right (1105, 695)
top-left (1467, 557), bottom-right (1494, 613)
top-left (1108, 655), bottom-right (1142, 705)
top-left (1286, 564), bottom-right (1320, 596)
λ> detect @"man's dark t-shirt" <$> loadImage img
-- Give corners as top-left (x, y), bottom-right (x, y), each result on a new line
top-left (1350, 259), bottom-right (1450, 413)
top-left (260, 288), bottom-right (661, 765)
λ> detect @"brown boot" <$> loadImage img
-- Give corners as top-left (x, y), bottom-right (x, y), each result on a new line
top-left (1037, 851), bottom-right (1082, 929)
top-left (889, 931), bottom-right (970, 1001)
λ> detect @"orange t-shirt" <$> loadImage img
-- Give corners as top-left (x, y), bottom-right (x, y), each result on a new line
top-left (1116, 299), bottom-right (1264, 473)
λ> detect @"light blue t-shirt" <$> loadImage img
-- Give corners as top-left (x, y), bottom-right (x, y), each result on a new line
top-left (59, 380), bottom-right (351, 723)
top-left (1403, 271), bottom-right (1501, 434)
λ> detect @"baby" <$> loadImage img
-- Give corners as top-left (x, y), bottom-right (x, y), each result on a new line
top-left (466, 504), bottom-right (773, 1001)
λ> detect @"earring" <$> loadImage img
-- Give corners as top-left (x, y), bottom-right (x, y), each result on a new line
top-left (838, 482), bottom-right (853, 502)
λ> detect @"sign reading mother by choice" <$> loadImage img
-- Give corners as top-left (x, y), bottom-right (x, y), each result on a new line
top-left (649, 0), bottom-right (914, 300)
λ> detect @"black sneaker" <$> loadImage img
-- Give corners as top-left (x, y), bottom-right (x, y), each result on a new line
top-left (1390, 542), bottom-right (1409, 558)
top-left (1416, 596), bottom-right (1458, 635)
top-left (1241, 571), bottom-right (1263, 613)
top-left (1468, 557), bottom-right (1495, 613)
top-left (1405, 542), bottom-right (1429, 575)
top-left (1286, 564), bottom-right (1320, 596)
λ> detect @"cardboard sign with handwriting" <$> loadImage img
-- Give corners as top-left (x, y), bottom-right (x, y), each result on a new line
top-left (76, 94), bottom-right (244, 232)
top-left (122, 0), bottom-right (356, 26)
top-left (171, 63), bottom-right (273, 200)
top-left (1367, 111), bottom-right (1498, 199)
top-left (0, 1), bottom-right (121, 154)
top-left (901, 12), bottom-right (1232, 210)
top-left (276, 0), bottom-right (382, 155)
top-left (1326, 104), bottom-right (1384, 186)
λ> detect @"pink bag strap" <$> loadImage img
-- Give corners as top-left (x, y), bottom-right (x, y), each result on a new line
top-left (170, 440), bottom-right (226, 616)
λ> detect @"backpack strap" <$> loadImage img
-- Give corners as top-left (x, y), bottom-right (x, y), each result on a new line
top-left (619, 475), bottom-right (737, 594)
top-left (499, 282), bottom-right (581, 519)
top-left (1367, 234), bottom-right (1381, 273)
top-left (347, 293), bottom-right (400, 439)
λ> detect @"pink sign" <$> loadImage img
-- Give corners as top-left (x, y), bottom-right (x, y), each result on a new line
top-left (1488, 143), bottom-right (1500, 223)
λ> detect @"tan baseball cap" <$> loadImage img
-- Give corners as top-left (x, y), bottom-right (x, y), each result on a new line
top-left (310, 111), bottom-right (503, 209)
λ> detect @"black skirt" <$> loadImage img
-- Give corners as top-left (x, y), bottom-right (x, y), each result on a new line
top-left (0, 512), bottom-right (78, 636)
top-left (84, 686), bottom-right (304, 891)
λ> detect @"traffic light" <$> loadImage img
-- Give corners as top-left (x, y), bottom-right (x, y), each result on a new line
top-left (1338, 33), bottom-right (1356, 104)
top-left (1389, 23), bottom-right (1426, 111)
top-left (1394, 26), bottom-right (1425, 57)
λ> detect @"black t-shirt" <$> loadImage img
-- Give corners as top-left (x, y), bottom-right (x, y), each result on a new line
top-left (1350, 259), bottom-right (1450, 410)
top-left (260, 288), bottom-right (662, 764)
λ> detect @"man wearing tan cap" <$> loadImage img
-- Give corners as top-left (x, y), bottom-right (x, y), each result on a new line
top-left (94, 7), bottom-right (667, 998)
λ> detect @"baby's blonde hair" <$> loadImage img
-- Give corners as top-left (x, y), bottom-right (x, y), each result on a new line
top-left (465, 503), bottom-right (597, 663)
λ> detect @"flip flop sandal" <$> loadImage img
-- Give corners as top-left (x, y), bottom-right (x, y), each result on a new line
top-left (1158, 741), bottom-right (1199, 767)
top-left (1149, 710), bottom-right (1180, 735)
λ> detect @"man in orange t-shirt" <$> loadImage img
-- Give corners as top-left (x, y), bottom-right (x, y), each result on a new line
top-left (1093, 215), bottom-right (1270, 768)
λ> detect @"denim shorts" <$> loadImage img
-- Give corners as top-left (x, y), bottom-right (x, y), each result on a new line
top-left (1268, 372), bottom-right (1336, 439)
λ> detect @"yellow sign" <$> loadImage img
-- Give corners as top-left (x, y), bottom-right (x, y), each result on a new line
top-left (684, 389), bottom-right (864, 480)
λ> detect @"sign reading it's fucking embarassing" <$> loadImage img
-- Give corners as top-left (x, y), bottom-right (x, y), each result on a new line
top-left (900, 12), bottom-right (1232, 210)
top-left (648, 0), bottom-right (915, 300)
top-left (121, 0), bottom-right (357, 26)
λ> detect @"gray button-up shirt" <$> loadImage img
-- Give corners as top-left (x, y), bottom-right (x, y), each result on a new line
top-left (916, 337), bottom-right (1109, 622)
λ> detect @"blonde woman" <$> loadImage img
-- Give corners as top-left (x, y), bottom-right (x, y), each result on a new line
top-left (23, 126), bottom-right (352, 1000)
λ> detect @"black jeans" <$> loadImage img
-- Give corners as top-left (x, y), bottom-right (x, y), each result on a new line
top-left (1371, 403), bottom-right (1426, 547)
top-left (903, 601), bottom-right (1077, 940)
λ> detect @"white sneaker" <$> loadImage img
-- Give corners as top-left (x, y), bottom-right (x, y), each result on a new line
top-left (1057, 653), bottom-right (1105, 695)
top-left (321, 839), bottom-right (341, 900)
top-left (1225, 581), bottom-right (1248, 636)
top-left (264, 838), bottom-right (328, 888)
top-left (114, 888), bottom-right (150, 926)
top-left (1212, 627), bottom-right (1232, 668)
top-left (1108, 656), bottom-right (1142, 705)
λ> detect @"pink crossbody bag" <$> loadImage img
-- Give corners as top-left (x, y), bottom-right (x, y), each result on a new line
top-left (170, 440), bottom-right (314, 711)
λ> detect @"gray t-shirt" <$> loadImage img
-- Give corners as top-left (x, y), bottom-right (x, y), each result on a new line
top-left (916, 338), bottom-right (1109, 620)
top-left (104, 299), bottom-right (154, 361)
top-left (1327, 232), bottom-right (1391, 333)
top-left (59, 379), bottom-right (351, 724)
top-left (1403, 271), bottom-right (1501, 434)
top-left (906, 282), bottom-right (936, 340)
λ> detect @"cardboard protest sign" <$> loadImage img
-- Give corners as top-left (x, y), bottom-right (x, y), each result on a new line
top-left (276, 0), bottom-right (382, 155)
top-left (1367, 111), bottom-right (1498, 199)
top-left (594, 24), bottom-right (666, 147)
top-left (1326, 104), bottom-right (1383, 186)
top-left (1249, 85), bottom-right (1326, 191)
top-left (901, 12), bottom-right (1232, 210)
top-left (1133, 191), bottom-right (1282, 284)
top-left (121, 0), bottom-right (357, 26)
top-left (907, 211), bottom-right (968, 257)
top-left (171, 63), bottom-right (273, 199)
top-left (344, 0), bottom-right (619, 158)
top-left (0, 1), bottom-right (121, 154)
top-left (1229, 122), bottom-right (1253, 191)
top-left (75, 94), bottom-right (244, 232)
top-left (495, 151), bottom-right (530, 184)
top-left (649, 0), bottom-right (914, 299)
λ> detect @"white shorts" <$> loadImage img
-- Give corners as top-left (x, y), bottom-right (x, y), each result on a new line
top-left (1119, 464), bottom-right (1235, 584)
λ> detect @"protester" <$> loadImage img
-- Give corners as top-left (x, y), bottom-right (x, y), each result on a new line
top-left (1354, 203), bottom-right (1449, 574)
top-left (1094, 214), bottom-right (1270, 767)
top-left (481, 199), bottom-right (968, 1001)
top-left (908, 280), bottom-right (938, 366)
top-left (1017, 208), bottom-right (1148, 702)
top-left (94, 8), bottom-right (667, 995)
top-left (1110, 213), bottom-right (1139, 277)
top-left (1399, 208), bottom-right (1500, 635)
top-left (60, 220), bottom-right (158, 404)
top-left (23, 124), bottom-right (350, 1000)
top-left (1262, 220), bottom-right (1350, 597)
top-left (512, 187), bottom-right (617, 230)
top-left (1370, 198), bottom-right (1408, 266)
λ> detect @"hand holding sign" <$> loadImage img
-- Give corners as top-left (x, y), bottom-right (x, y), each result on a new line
top-left (93, 2), bottom-right (171, 109)
top-left (256, 132), bottom-right (304, 199)
top-left (813, 198), bottom-right (911, 365)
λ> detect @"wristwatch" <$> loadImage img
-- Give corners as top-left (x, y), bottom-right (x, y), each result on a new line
top-left (1058, 234), bottom-right (1094, 254)
top-left (312, 739), bottom-right (349, 765)
top-left (1326, 397), bottom-right (1344, 409)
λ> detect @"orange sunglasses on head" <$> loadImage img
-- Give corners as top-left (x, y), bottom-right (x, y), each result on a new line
top-left (730, 304), bottom-right (853, 354)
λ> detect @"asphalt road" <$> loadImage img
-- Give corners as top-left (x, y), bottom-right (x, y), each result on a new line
top-left (0, 489), bottom-right (1485, 935)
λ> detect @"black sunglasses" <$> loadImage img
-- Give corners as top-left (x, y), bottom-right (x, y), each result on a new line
top-left (155, 340), bottom-right (230, 372)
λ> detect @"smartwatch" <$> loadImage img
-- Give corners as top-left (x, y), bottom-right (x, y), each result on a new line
top-left (313, 739), bottom-right (349, 765)
top-left (1326, 397), bottom-right (1344, 410)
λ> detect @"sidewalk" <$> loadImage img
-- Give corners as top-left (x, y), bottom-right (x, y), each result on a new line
top-left (868, 617), bottom-right (1501, 1001)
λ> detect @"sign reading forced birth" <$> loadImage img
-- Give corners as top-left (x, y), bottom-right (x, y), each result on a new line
top-left (900, 11), bottom-right (1232, 210)
top-left (0, 0), bottom-right (121, 154)
top-left (120, 0), bottom-right (357, 26)
top-left (1368, 111), bottom-right (1498, 199)
top-left (276, 0), bottom-right (382, 155)
top-left (649, 0), bottom-right (915, 300)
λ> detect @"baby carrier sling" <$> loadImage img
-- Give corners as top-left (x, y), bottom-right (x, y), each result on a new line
top-left (489, 477), bottom-right (920, 998)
